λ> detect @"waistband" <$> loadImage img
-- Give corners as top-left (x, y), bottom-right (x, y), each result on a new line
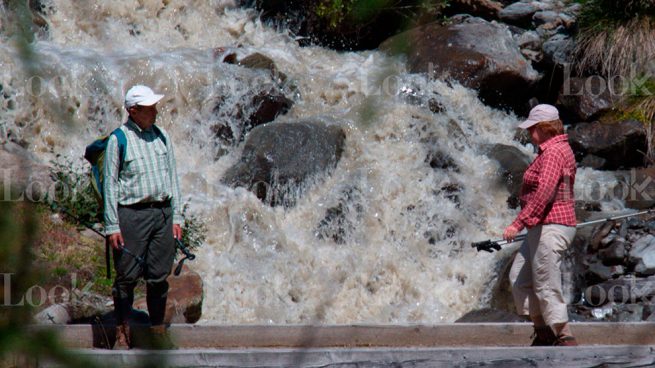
top-left (119, 199), bottom-right (171, 210)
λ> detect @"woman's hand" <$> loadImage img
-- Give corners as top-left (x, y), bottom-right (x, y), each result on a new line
top-left (503, 224), bottom-right (519, 242)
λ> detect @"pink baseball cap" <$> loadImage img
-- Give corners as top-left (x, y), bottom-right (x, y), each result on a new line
top-left (519, 104), bottom-right (559, 129)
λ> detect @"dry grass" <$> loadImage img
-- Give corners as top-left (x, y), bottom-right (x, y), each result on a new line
top-left (575, 16), bottom-right (655, 78)
top-left (634, 96), bottom-right (655, 164)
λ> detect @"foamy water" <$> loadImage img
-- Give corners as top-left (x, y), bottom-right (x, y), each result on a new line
top-left (0, 1), bottom-right (620, 323)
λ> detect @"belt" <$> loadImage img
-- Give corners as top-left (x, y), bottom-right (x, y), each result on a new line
top-left (119, 200), bottom-right (171, 210)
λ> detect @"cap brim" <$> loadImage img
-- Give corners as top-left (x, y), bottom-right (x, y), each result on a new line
top-left (136, 94), bottom-right (164, 106)
top-left (518, 119), bottom-right (539, 129)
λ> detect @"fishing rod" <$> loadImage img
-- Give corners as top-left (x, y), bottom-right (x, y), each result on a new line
top-left (472, 208), bottom-right (655, 252)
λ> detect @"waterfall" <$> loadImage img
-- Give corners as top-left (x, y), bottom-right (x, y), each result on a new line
top-left (0, 0), bottom-right (620, 324)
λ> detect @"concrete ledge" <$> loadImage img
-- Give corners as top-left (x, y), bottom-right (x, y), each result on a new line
top-left (38, 346), bottom-right (655, 368)
top-left (35, 322), bottom-right (655, 349)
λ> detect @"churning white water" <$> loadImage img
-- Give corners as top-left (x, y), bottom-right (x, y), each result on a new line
top-left (0, 0), bottom-right (621, 323)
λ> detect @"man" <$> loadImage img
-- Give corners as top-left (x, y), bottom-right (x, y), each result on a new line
top-left (104, 85), bottom-right (183, 349)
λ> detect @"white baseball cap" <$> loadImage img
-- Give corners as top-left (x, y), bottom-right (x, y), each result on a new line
top-left (124, 85), bottom-right (164, 108)
top-left (518, 104), bottom-right (559, 129)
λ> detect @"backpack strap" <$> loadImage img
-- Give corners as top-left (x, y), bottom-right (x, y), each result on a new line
top-left (111, 127), bottom-right (128, 169)
top-left (152, 124), bottom-right (167, 146)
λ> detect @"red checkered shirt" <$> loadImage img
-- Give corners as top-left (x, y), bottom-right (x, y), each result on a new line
top-left (511, 134), bottom-right (577, 231)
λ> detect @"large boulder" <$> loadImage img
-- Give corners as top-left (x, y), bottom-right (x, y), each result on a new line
top-left (380, 17), bottom-right (539, 112)
top-left (134, 265), bottom-right (203, 324)
top-left (483, 144), bottom-right (531, 208)
top-left (222, 120), bottom-right (346, 207)
top-left (567, 120), bottom-right (647, 170)
top-left (557, 77), bottom-right (615, 122)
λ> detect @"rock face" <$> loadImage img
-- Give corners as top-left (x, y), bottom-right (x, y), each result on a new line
top-left (222, 120), bottom-right (346, 207)
top-left (380, 17), bottom-right (539, 112)
top-left (568, 120), bottom-right (647, 170)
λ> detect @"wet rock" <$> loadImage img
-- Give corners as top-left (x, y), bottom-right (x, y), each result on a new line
top-left (557, 77), bottom-right (615, 122)
top-left (223, 52), bottom-right (288, 84)
top-left (584, 275), bottom-right (655, 306)
top-left (598, 239), bottom-right (627, 266)
top-left (316, 187), bottom-right (363, 244)
top-left (629, 235), bottom-right (655, 276)
top-left (584, 262), bottom-right (624, 284)
top-left (615, 168), bottom-right (655, 210)
top-left (568, 120), bottom-right (647, 170)
top-left (516, 30), bottom-right (541, 49)
top-left (423, 141), bottom-right (459, 171)
top-left (589, 220), bottom-right (616, 252)
top-left (222, 120), bottom-right (346, 207)
top-left (212, 89), bottom-right (294, 144)
top-left (445, 0), bottom-right (504, 21)
top-left (532, 10), bottom-right (560, 27)
top-left (499, 2), bottom-right (541, 28)
top-left (380, 17), bottom-right (539, 113)
top-left (483, 144), bottom-right (531, 207)
top-left (541, 34), bottom-right (574, 70)
top-left (134, 265), bottom-right (203, 324)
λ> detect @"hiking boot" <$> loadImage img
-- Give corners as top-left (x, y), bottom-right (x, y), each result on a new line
top-left (146, 325), bottom-right (175, 350)
top-left (554, 335), bottom-right (578, 346)
top-left (114, 323), bottom-right (132, 350)
top-left (530, 326), bottom-right (557, 346)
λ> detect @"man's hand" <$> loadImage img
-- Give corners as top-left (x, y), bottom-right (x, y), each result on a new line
top-left (108, 233), bottom-right (125, 250)
top-left (173, 224), bottom-right (183, 240)
top-left (503, 224), bottom-right (519, 242)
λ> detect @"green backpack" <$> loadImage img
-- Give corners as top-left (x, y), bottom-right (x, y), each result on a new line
top-left (84, 127), bottom-right (128, 208)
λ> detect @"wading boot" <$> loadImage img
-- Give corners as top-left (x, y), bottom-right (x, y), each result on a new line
top-left (530, 326), bottom-right (557, 346)
top-left (147, 325), bottom-right (175, 350)
top-left (114, 323), bottom-right (132, 350)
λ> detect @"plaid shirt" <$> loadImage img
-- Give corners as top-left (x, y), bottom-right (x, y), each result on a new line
top-left (103, 119), bottom-right (182, 234)
top-left (511, 134), bottom-right (576, 231)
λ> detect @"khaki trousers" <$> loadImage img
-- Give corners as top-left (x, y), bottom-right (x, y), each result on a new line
top-left (509, 224), bottom-right (576, 326)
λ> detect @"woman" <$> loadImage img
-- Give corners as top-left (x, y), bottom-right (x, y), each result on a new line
top-left (503, 104), bottom-right (578, 346)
